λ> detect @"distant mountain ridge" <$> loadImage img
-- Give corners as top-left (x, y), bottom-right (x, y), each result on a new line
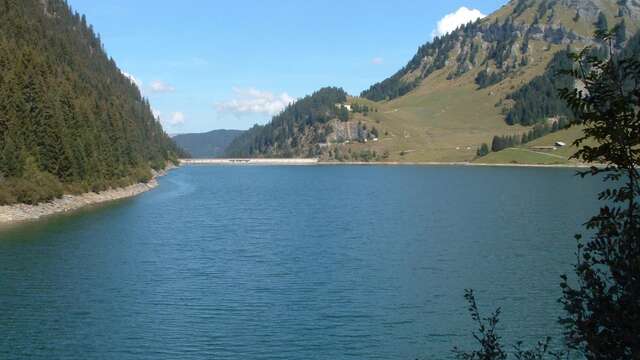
top-left (173, 130), bottom-right (244, 158)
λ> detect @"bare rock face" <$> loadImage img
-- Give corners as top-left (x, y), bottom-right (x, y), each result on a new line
top-left (562, 0), bottom-right (602, 21)
top-left (621, 0), bottom-right (640, 21)
top-left (562, 0), bottom-right (640, 21)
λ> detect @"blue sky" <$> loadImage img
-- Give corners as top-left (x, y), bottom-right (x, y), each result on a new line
top-left (67, 0), bottom-right (507, 133)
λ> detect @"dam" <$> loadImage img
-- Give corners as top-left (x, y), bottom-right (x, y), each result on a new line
top-left (180, 158), bottom-right (319, 166)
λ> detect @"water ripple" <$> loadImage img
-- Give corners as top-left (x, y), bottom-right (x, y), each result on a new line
top-left (0, 166), bottom-right (602, 359)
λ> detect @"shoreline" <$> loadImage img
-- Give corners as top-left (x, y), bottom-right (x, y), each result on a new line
top-left (180, 158), bottom-right (594, 169)
top-left (0, 166), bottom-right (174, 226)
top-left (319, 161), bottom-right (595, 168)
top-left (0, 160), bottom-right (594, 226)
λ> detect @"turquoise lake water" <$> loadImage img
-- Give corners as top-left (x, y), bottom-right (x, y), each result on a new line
top-left (0, 165), bottom-right (603, 359)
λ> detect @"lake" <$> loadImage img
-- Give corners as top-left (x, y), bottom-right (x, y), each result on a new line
top-left (0, 165), bottom-right (603, 359)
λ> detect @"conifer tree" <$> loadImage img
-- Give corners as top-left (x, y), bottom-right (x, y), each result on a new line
top-left (595, 12), bottom-right (609, 33)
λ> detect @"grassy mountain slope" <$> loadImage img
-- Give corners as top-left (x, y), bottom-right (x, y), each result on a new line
top-left (331, 40), bottom-right (568, 162)
top-left (0, 0), bottom-right (184, 205)
top-left (173, 130), bottom-right (244, 158)
top-left (476, 27), bottom-right (640, 165)
top-left (363, 0), bottom-right (638, 103)
top-left (348, 0), bottom-right (639, 163)
top-left (474, 126), bottom-right (586, 165)
top-left (217, 0), bottom-right (638, 163)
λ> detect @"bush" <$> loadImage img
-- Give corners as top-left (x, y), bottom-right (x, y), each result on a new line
top-left (64, 182), bottom-right (91, 195)
top-left (10, 176), bottom-right (63, 205)
top-left (130, 166), bottom-right (152, 183)
top-left (90, 179), bottom-right (109, 193)
top-left (2, 158), bottom-right (65, 205)
top-left (0, 156), bottom-right (158, 205)
top-left (0, 184), bottom-right (17, 205)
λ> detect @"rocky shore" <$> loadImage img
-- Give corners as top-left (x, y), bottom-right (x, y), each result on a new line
top-left (0, 167), bottom-right (173, 225)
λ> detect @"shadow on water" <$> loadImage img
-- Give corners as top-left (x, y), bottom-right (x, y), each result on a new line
top-left (0, 170), bottom-right (194, 243)
top-left (0, 198), bottom-right (139, 243)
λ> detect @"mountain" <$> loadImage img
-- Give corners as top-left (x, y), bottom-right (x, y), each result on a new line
top-left (226, 0), bottom-right (639, 163)
top-left (0, 0), bottom-right (185, 205)
top-left (361, 0), bottom-right (636, 103)
top-left (354, 0), bottom-right (639, 163)
top-left (225, 87), bottom-right (356, 158)
top-left (173, 130), bottom-right (244, 158)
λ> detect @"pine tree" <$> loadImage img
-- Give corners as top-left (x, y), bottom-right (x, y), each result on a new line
top-left (1, 134), bottom-right (23, 178)
top-left (476, 143), bottom-right (489, 157)
top-left (615, 20), bottom-right (627, 48)
top-left (595, 12), bottom-right (609, 33)
top-left (338, 106), bottom-right (349, 122)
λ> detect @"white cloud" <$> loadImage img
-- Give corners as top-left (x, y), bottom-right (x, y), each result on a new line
top-left (153, 110), bottom-right (185, 128)
top-left (150, 80), bottom-right (176, 93)
top-left (169, 112), bottom-right (186, 126)
top-left (432, 7), bottom-right (486, 38)
top-left (215, 87), bottom-right (296, 116)
top-left (122, 71), bottom-right (142, 89)
top-left (372, 57), bottom-right (384, 65)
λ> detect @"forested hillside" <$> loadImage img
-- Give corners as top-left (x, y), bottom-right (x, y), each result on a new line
top-left (173, 130), bottom-right (244, 158)
top-left (225, 87), bottom-right (348, 158)
top-left (0, 0), bottom-right (184, 205)
top-left (503, 49), bottom-right (576, 125)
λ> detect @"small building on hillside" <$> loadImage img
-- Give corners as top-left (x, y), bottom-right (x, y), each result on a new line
top-left (555, 141), bottom-right (567, 147)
